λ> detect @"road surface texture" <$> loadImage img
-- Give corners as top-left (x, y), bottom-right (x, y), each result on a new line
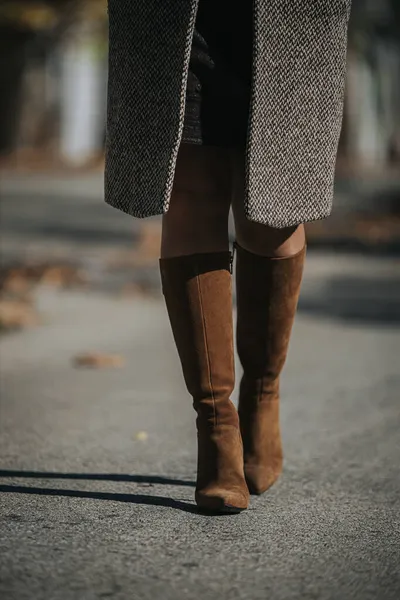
top-left (1, 173), bottom-right (400, 599)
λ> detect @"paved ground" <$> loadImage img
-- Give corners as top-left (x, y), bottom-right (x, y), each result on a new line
top-left (1, 175), bottom-right (400, 599)
top-left (0, 173), bottom-right (140, 263)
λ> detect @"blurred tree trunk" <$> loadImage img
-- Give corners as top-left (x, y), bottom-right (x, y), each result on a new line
top-left (0, 29), bottom-right (31, 153)
top-left (59, 19), bottom-right (107, 165)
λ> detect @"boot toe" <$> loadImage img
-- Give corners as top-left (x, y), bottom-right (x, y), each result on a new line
top-left (244, 464), bottom-right (282, 495)
top-left (195, 487), bottom-right (249, 513)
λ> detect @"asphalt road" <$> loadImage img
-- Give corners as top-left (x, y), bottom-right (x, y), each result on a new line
top-left (1, 263), bottom-right (400, 599)
top-left (1, 174), bottom-right (400, 599)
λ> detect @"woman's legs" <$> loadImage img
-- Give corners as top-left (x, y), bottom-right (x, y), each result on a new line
top-left (161, 145), bottom-right (232, 258)
top-left (159, 144), bottom-right (249, 512)
top-left (231, 149), bottom-right (306, 494)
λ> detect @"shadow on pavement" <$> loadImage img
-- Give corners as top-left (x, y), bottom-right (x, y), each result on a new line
top-left (0, 484), bottom-right (199, 514)
top-left (299, 274), bottom-right (400, 325)
top-left (0, 474), bottom-right (244, 517)
top-left (0, 470), bottom-right (195, 487)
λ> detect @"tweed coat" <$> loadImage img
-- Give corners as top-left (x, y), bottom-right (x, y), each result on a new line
top-left (105, 1), bottom-right (351, 228)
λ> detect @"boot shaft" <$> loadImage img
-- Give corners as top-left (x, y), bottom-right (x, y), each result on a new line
top-left (235, 243), bottom-right (305, 495)
top-left (160, 252), bottom-right (236, 427)
top-left (235, 244), bottom-right (306, 387)
top-left (160, 251), bottom-right (249, 511)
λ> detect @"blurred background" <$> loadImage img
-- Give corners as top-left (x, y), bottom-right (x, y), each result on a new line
top-left (1, 0), bottom-right (400, 169)
top-left (0, 3), bottom-right (399, 599)
top-left (0, 0), bottom-right (399, 313)
top-left (0, 0), bottom-right (399, 257)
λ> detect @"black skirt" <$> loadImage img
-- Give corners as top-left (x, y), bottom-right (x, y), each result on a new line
top-left (182, 0), bottom-right (253, 148)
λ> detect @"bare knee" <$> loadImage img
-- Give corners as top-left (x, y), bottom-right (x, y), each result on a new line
top-left (235, 216), bottom-right (306, 258)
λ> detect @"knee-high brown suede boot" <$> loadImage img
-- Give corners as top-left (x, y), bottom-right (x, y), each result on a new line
top-left (159, 252), bottom-right (249, 513)
top-left (235, 243), bottom-right (306, 495)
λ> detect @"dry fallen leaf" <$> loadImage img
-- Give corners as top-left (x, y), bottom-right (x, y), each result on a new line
top-left (0, 263), bottom-right (86, 293)
top-left (0, 271), bottom-right (35, 296)
top-left (73, 353), bottom-right (125, 369)
top-left (119, 282), bottom-right (144, 298)
top-left (0, 299), bottom-right (39, 331)
top-left (39, 265), bottom-right (87, 288)
top-left (119, 281), bottom-right (154, 298)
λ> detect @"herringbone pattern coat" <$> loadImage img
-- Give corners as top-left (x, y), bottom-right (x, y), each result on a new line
top-left (105, 1), bottom-right (351, 228)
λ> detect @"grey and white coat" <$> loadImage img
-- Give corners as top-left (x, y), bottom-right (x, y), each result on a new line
top-left (105, 1), bottom-right (351, 228)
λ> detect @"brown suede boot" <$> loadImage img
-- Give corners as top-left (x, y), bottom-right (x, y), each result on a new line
top-left (159, 252), bottom-right (249, 513)
top-left (235, 243), bottom-right (306, 495)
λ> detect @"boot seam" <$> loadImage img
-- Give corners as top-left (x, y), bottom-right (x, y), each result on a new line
top-left (196, 271), bottom-right (217, 428)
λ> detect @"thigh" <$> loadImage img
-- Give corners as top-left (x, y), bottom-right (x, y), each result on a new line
top-left (170, 144), bottom-right (232, 210)
top-left (161, 145), bottom-right (233, 257)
